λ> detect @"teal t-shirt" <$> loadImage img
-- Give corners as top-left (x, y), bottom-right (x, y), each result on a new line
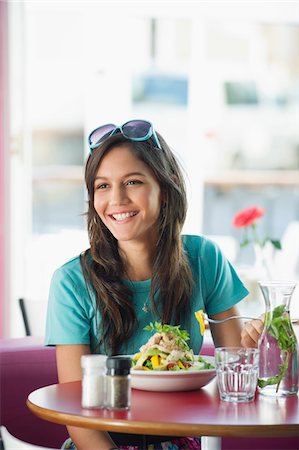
top-left (45, 235), bottom-right (248, 355)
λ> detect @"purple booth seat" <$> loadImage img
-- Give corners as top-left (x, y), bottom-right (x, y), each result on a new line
top-left (0, 337), bottom-right (67, 448)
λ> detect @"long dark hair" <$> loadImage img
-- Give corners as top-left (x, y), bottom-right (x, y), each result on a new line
top-left (81, 132), bottom-right (193, 354)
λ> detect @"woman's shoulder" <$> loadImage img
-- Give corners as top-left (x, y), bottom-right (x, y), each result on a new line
top-left (182, 234), bottom-right (217, 257)
top-left (52, 250), bottom-right (89, 284)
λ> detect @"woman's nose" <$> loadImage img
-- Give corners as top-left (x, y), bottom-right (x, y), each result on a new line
top-left (109, 186), bottom-right (129, 205)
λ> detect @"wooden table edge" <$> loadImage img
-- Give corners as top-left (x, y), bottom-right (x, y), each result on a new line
top-left (26, 398), bottom-right (299, 438)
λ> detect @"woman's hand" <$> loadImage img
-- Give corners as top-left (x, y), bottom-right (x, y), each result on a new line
top-left (241, 316), bottom-right (264, 348)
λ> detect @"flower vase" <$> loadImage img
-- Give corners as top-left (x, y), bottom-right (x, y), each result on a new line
top-left (253, 243), bottom-right (274, 280)
top-left (257, 281), bottom-right (298, 396)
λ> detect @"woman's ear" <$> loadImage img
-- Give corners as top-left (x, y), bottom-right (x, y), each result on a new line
top-left (171, 174), bottom-right (179, 186)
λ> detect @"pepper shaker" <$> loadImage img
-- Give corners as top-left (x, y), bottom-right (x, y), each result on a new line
top-left (81, 354), bottom-right (107, 409)
top-left (106, 356), bottom-right (131, 410)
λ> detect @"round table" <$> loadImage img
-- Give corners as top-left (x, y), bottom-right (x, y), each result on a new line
top-left (27, 379), bottom-right (299, 449)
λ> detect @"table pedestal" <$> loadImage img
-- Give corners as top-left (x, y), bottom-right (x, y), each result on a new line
top-left (201, 436), bottom-right (221, 450)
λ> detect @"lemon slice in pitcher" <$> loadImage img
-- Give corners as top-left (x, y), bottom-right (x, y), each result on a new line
top-left (195, 309), bottom-right (205, 336)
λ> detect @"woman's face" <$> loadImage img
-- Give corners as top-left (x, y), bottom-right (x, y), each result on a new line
top-left (93, 145), bottom-right (162, 247)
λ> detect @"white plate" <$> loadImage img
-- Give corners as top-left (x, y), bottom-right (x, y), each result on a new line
top-left (130, 355), bottom-right (216, 392)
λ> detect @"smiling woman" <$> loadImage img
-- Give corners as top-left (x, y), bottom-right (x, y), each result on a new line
top-left (45, 120), bottom-right (252, 450)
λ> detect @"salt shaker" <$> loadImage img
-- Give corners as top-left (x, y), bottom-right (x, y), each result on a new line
top-left (81, 354), bottom-right (107, 408)
top-left (106, 356), bottom-right (131, 410)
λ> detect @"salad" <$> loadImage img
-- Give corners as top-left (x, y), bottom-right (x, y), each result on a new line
top-left (131, 322), bottom-right (214, 371)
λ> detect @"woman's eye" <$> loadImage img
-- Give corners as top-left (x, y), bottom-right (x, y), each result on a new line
top-left (96, 183), bottom-right (109, 190)
top-left (126, 180), bottom-right (142, 186)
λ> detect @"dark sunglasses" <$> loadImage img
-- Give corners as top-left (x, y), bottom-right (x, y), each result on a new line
top-left (88, 119), bottom-right (162, 152)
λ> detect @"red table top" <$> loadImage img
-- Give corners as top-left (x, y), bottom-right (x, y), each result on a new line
top-left (27, 379), bottom-right (299, 438)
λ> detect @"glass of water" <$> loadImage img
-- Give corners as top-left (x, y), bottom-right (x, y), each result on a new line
top-left (215, 347), bottom-right (259, 402)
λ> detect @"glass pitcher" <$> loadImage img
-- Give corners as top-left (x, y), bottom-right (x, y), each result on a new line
top-left (258, 281), bottom-right (298, 396)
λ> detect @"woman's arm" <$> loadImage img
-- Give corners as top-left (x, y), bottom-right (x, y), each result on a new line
top-left (56, 345), bottom-right (117, 450)
top-left (208, 306), bottom-right (264, 348)
top-left (209, 306), bottom-right (243, 347)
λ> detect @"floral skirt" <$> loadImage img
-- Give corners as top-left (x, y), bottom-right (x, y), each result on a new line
top-left (62, 436), bottom-right (201, 449)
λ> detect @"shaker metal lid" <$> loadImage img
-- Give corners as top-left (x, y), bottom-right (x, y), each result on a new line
top-left (106, 356), bottom-right (132, 374)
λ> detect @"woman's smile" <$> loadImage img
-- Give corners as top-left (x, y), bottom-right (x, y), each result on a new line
top-left (109, 210), bottom-right (139, 222)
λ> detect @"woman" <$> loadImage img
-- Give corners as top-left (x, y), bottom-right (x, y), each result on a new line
top-left (46, 120), bottom-right (261, 450)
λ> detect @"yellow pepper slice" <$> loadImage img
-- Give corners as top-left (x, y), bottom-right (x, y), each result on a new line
top-left (132, 352), bottom-right (141, 361)
top-left (195, 309), bottom-right (206, 336)
top-left (151, 354), bottom-right (160, 369)
top-left (177, 360), bottom-right (185, 369)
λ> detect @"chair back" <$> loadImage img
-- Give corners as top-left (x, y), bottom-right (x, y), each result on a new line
top-left (19, 298), bottom-right (48, 337)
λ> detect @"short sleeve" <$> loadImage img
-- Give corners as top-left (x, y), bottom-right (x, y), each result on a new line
top-left (45, 266), bottom-right (91, 346)
top-left (201, 238), bottom-right (249, 315)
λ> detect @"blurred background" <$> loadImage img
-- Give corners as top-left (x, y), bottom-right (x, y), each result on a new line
top-left (0, 0), bottom-right (298, 338)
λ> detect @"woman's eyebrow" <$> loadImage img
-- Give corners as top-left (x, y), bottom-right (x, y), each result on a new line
top-left (94, 172), bottom-right (146, 181)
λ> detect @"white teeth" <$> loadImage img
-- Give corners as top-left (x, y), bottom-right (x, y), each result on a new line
top-left (112, 211), bottom-right (136, 221)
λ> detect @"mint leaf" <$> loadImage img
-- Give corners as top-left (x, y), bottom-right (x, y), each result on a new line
top-left (272, 305), bottom-right (285, 319)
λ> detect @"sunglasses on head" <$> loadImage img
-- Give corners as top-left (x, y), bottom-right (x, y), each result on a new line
top-left (88, 119), bottom-right (162, 152)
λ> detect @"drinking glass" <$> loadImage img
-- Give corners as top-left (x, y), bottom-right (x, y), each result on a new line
top-left (215, 347), bottom-right (259, 402)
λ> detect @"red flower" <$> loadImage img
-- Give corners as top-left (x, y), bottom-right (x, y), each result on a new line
top-left (233, 206), bottom-right (264, 228)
